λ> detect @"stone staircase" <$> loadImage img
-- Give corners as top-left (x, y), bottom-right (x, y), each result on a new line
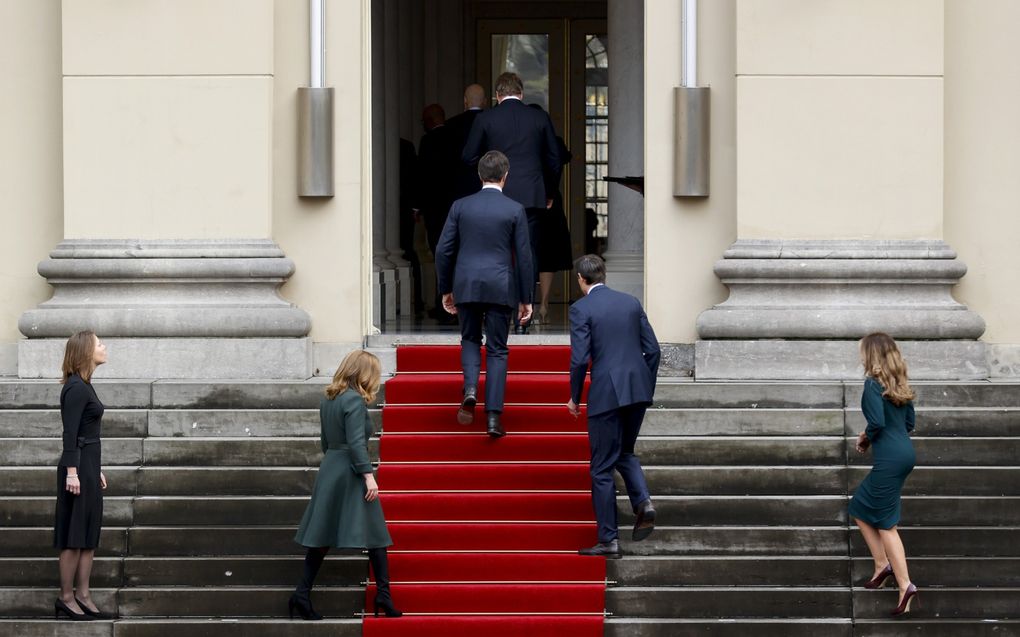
top-left (1, 377), bottom-right (1018, 636)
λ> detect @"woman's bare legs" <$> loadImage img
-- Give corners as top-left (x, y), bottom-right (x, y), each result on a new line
top-left (878, 526), bottom-right (913, 601)
top-left (58, 548), bottom-right (84, 613)
top-left (853, 517), bottom-right (890, 580)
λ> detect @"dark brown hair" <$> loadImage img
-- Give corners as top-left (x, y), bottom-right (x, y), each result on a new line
top-left (860, 332), bottom-right (916, 406)
top-left (575, 254), bottom-right (607, 285)
top-left (61, 331), bottom-right (98, 384)
top-left (478, 150), bottom-right (510, 183)
top-left (325, 350), bottom-right (382, 403)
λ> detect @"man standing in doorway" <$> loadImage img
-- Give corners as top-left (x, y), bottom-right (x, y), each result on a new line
top-left (462, 72), bottom-right (560, 330)
top-left (435, 151), bottom-right (534, 438)
top-left (567, 254), bottom-right (659, 558)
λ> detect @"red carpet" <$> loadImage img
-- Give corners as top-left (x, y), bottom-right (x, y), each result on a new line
top-left (364, 345), bottom-right (604, 636)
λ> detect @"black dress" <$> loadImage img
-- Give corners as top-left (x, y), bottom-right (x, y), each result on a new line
top-left (54, 374), bottom-right (105, 549)
top-left (536, 138), bottom-right (574, 273)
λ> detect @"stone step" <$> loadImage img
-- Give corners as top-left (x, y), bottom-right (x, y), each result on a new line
top-left (149, 381), bottom-right (329, 410)
top-left (852, 587), bottom-right (1020, 619)
top-left (847, 382), bottom-right (1020, 409)
top-left (0, 438), bottom-right (144, 466)
top-left (847, 466), bottom-right (1020, 496)
top-left (849, 527), bottom-right (1020, 557)
top-left (0, 619), bottom-right (363, 637)
top-left (852, 619), bottom-right (1020, 637)
top-left (0, 381), bottom-right (153, 410)
top-left (642, 409), bottom-right (844, 436)
top-left (845, 437), bottom-right (1020, 466)
top-left (1, 557), bottom-right (123, 587)
top-left (845, 408), bottom-right (1020, 437)
top-left (2, 496), bottom-right (134, 526)
top-left (604, 618), bottom-right (1020, 637)
top-left (2, 587), bottom-right (365, 619)
top-left (605, 586), bottom-right (852, 618)
top-left (0, 528), bottom-right (129, 557)
top-left (652, 383), bottom-right (844, 409)
top-left (636, 437), bottom-right (845, 465)
top-left (850, 557), bottom-right (1020, 588)
top-left (0, 410), bottom-right (148, 437)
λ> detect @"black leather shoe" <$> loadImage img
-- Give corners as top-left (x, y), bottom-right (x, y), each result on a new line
top-left (578, 540), bottom-right (621, 559)
top-left (486, 412), bottom-right (505, 438)
top-left (458, 387), bottom-right (477, 425)
top-left (632, 499), bottom-right (656, 542)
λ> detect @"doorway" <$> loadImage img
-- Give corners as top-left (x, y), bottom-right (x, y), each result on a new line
top-left (476, 17), bottom-right (608, 320)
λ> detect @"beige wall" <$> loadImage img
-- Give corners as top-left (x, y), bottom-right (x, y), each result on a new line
top-left (644, 0), bottom-right (736, 343)
top-left (61, 0), bottom-right (274, 239)
top-left (945, 0), bottom-right (1020, 343)
top-left (735, 0), bottom-right (944, 240)
top-left (0, 0), bottom-right (63, 348)
top-left (272, 0), bottom-right (368, 345)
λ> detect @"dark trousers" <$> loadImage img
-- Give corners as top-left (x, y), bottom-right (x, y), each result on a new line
top-left (587, 403), bottom-right (652, 543)
top-left (458, 302), bottom-right (512, 413)
top-left (521, 208), bottom-right (542, 321)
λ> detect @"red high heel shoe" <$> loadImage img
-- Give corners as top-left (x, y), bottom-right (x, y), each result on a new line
top-left (864, 564), bottom-right (895, 589)
top-left (891, 583), bottom-right (919, 616)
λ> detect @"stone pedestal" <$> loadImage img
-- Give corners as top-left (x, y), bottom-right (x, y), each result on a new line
top-left (19, 239), bottom-right (312, 378)
top-left (696, 239), bottom-right (987, 379)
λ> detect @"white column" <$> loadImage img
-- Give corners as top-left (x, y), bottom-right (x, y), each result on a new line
top-left (604, 0), bottom-right (645, 299)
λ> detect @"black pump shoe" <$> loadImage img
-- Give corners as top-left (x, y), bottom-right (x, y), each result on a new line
top-left (288, 593), bottom-right (323, 620)
top-left (75, 597), bottom-right (114, 619)
top-left (54, 598), bottom-right (93, 621)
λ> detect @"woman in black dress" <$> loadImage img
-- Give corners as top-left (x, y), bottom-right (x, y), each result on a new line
top-left (849, 333), bottom-right (919, 616)
top-left (54, 330), bottom-right (112, 620)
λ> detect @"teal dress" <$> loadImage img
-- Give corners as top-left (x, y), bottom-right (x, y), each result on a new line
top-left (848, 377), bottom-right (916, 529)
top-left (294, 389), bottom-right (392, 549)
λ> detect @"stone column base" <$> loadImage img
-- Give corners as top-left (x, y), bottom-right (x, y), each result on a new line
top-left (604, 250), bottom-right (644, 301)
top-left (19, 337), bottom-right (312, 379)
top-left (695, 340), bottom-right (989, 380)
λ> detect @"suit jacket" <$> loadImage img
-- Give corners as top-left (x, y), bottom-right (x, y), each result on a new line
top-left (462, 99), bottom-right (560, 210)
top-left (569, 285), bottom-right (661, 416)
top-left (434, 187), bottom-right (534, 307)
top-left (446, 108), bottom-right (484, 201)
top-left (416, 125), bottom-right (459, 224)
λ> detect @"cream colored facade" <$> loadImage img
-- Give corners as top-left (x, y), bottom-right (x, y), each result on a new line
top-left (2, 0), bottom-right (1019, 377)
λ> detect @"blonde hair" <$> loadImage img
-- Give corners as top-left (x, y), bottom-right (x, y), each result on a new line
top-left (325, 350), bottom-right (382, 403)
top-left (61, 331), bottom-right (98, 384)
top-left (859, 332), bottom-right (916, 406)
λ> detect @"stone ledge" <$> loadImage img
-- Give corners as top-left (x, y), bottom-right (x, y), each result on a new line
top-left (695, 340), bottom-right (989, 380)
top-left (18, 338), bottom-right (312, 380)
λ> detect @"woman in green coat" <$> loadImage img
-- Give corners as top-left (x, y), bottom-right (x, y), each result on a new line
top-left (289, 350), bottom-right (401, 620)
top-left (849, 333), bottom-right (919, 617)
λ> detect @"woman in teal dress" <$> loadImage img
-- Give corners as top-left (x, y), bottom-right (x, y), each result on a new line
top-left (848, 333), bottom-right (919, 616)
top-left (289, 350), bottom-right (401, 620)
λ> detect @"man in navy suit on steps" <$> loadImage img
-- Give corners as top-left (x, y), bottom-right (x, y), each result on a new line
top-left (435, 150), bottom-right (534, 438)
top-left (566, 254), bottom-right (659, 558)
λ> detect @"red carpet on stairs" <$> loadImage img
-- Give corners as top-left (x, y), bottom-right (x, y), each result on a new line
top-left (363, 345), bottom-right (605, 636)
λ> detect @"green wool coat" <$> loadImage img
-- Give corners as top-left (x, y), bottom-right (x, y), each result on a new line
top-left (294, 389), bottom-right (392, 549)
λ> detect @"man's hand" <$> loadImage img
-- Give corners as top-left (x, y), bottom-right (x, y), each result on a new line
top-left (546, 199), bottom-right (553, 209)
top-left (443, 293), bottom-right (458, 315)
top-left (518, 303), bottom-right (533, 324)
top-left (566, 399), bottom-right (580, 418)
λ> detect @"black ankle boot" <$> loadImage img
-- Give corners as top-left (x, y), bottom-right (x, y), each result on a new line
top-left (368, 547), bottom-right (402, 618)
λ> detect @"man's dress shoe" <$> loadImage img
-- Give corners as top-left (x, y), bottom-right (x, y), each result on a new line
top-left (633, 499), bottom-right (656, 541)
top-left (486, 412), bottom-right (506, 438)
top-left (458, 387), bottom-right (477, 425)
top-left (578, 539), bottom-right (621, 559)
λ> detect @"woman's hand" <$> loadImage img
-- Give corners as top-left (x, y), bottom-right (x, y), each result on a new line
top-left (364, 473), bottom-right (379, 502)
top-left (65, 473), bottom-right (80, 495)
top-left (100, 472), bottom-right (107, 490)
top-left (856, 431), bottom-right (871, 454)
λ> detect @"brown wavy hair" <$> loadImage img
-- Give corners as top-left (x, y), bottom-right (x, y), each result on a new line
top-left (859, 332), bottom-right (916, 406)
top-left (325, 350), bottom-right (382, 403)
top-left (61, 331), bottom-right (97, 384)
